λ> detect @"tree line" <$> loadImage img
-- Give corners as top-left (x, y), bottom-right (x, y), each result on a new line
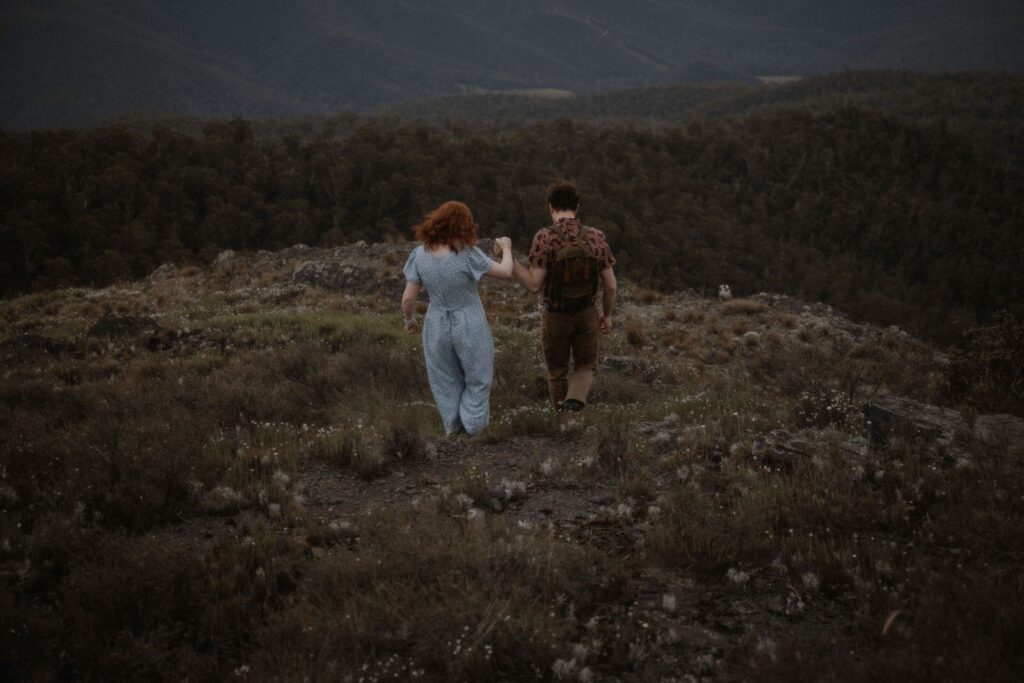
top-left (2, 108), bottom-right (1021, 345)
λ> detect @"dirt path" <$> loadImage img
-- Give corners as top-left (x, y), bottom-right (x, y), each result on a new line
top-left (290, 434), bottom-right (847, 681)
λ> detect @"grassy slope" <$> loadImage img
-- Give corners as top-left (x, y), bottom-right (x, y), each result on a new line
top-left (1, 245), bottom-right (1021, 680)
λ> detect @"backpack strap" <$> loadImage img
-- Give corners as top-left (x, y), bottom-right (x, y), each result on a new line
top-left (577, 224), bottom-right (592, 279)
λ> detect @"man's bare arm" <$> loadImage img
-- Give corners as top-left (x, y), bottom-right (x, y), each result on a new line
top-left (512, 259), bottom-right (546, 294)
top-left (598, 267), bottom-right (617, 334)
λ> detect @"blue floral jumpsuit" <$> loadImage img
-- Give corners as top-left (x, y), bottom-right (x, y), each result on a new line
top-left (404, 245), bottom-right (494, 435)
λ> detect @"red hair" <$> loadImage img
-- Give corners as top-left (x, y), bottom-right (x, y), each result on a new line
top-left (414, 200), bottom-right (478, 250)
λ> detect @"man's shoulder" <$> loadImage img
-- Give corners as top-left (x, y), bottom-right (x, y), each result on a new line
top-left (582, 225), bottom-right (610, 243)
top-left (532, 227), bottom-right (556, 243)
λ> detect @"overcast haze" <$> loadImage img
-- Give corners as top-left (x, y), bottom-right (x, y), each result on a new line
top-left (2, 0), bottom-right (1023, 129)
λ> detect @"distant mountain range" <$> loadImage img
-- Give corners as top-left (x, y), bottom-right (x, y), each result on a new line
top-left (2, 0), bottom-right (1023, 130)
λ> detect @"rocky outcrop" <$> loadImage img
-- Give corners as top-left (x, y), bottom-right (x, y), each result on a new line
top-left (864, 396), bottom-right (970, 446)
top-left (755, 429), bottom-right (814, 470)
top-left (212, 249), bottom-right (237, 266)
top-left (292, 259), bottom-right (396, 295)
top-left (147, 262), bottom-right (178, 281)
top-left (865, 395), bottom-right (1024, 453)
top-left (973, 414), bottom-right (1024, 448)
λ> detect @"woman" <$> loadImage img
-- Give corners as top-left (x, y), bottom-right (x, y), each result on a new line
top-left (400, 201), bottom-right (513, 436)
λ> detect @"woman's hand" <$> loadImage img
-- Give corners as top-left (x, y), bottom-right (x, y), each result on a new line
top-left (405, 319), bottom-right (419, 335)
top-left (493, 236), bottom-right (512, 256)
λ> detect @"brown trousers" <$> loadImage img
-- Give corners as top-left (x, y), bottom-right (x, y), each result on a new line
top-left (541, 306), bottom-right (599, 409)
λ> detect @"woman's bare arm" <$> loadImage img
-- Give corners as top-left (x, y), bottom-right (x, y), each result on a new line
top-left (401, 281), bottom-right (422, 333)
top-left (485, 237), bottom-right (514, 279)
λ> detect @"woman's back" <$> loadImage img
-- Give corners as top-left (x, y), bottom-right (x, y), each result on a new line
top-left (404, 245), bottom-right (493, 312)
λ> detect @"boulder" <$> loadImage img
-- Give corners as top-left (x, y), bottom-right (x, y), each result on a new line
top-left (864, 396), bottom-right (970, 446)
top-left (973, 414), bottom-right (1024, 449)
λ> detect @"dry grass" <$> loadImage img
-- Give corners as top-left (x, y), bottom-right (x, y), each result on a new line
top-left (624, 316), bottom-right (646, 348)
top-left (1, 272), bottom-right (1021, 681)
top-left (721, 299), bottom-right (768, 316)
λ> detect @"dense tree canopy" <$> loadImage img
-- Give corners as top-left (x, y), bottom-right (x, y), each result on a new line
top-left (2, 101), bottom-right (1022, 345)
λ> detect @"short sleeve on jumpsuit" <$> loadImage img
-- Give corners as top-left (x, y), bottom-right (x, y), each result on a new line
top-left (465, 246), bottom-right (492, 282)
top-left (403, 248), bottom-right (422, 283)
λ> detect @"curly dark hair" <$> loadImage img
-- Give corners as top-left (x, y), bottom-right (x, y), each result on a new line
top-left (414, 200), bottom-right (478, 250)
top-left (546, 179), bottom-right (580, 211)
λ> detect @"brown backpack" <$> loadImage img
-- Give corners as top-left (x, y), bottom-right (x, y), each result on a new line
top-left (545, 223), bottom-right (600, 312)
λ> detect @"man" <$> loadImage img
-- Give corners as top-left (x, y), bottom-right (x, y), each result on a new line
top-left (506, 179), bottom-right (617, 414)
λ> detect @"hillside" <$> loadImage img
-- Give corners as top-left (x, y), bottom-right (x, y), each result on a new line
top-left (383, 72), bottom-right (1024, 134)
top-left (2, 242), bottom-right (1022, 679)
top-left (2, 1), bottom-right (1023, 129)
top-left (4, 93), bottom-right (1023, 346)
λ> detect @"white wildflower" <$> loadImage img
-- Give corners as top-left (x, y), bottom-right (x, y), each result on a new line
top-left (726, 567), bottom-right (750, 584)
top-left (552, 658), bottom-right (577, 680)
top-left (500, 479), bottom-right (527, 500)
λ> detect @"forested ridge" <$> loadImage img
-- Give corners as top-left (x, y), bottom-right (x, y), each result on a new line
top-left (2, 74), bottom-right (1023, 345)
top-left (382, 71), bottom-right (1024, 165)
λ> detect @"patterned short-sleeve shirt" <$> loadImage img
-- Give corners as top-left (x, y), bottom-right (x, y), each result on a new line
top-left (527, 218), bottom-right (615, 271)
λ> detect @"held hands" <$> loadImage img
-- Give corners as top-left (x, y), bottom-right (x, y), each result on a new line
top-left (492, 236), bottom-right (512, 256)
top-left (598, 315), bottom-right (612, 335)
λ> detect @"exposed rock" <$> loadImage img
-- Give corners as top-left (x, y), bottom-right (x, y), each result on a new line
top-left (87, 313), bottom-right (163, 338)
top-left (147, 262), bottom-right (178, 281)
top-left (864, 395), bottom-right (970, 446)
top-left (276, 244), bottom-right (312, 260)
top-left (213, 249), bottom-right (236, 266)
top-left (600, 355), bottom-right (635, 372)
top-left (759, 429), bottom-right (814, 470)
top-left (973, 414), bottom-right (1024, 449)
top-left (292, 259), bottom-right (392, 294)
